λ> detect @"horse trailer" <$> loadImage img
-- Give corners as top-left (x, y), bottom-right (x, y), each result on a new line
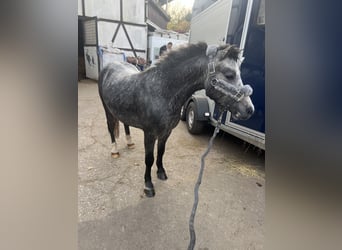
top-left (182, 0), bottom-right (265, 150)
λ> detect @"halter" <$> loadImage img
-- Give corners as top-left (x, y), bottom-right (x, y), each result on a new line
top-left (205, 45), bottom-right (253, 107)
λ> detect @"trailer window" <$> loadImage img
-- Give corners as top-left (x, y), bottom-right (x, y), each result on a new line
top-left (192, 0), bottom-right (219, 17)
top-left (257, 0), bottom-right (265, 25)
top-left (226, 0), bottom-right (248, 45)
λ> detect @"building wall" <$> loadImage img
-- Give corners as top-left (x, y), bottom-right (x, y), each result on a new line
top-left (79, 0), bottom-right (147, 56)
top-left (78, 0), bottom-right (83, 15)
top-left (78, 0), bottom-right (148, 80)
top-left (84, 0), bottom-right (121, 20)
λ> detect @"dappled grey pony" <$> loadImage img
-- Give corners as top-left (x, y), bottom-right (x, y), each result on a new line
top-left (98, 42), bottom-right (254, 197)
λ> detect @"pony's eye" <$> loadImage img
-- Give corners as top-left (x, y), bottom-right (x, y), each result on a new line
top-left (225, 74), bottom-right (235, 80)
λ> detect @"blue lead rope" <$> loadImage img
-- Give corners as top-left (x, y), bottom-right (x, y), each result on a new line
top-left (188, 113), bottom-right (222, 250)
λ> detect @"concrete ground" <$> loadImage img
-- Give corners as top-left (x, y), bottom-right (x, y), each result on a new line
top-left (78, 79), bottom-right (265, 250)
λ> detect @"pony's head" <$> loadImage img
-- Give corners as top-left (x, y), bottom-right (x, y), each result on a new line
top-left (204, 44), bottom-right (254, 120)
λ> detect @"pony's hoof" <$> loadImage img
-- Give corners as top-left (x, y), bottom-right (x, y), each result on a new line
top-left (144, 182), bottom-right (155, 197)
top-left (157, 172), bottom-right (168, 180)
top-left (127, 143), bottom-right (135, 149)
top-left (111, 152), bottom-right (120, 158)
top-left (144, 187), bottom-right (155, 197)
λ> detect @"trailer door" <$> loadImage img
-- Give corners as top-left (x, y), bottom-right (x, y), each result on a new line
top-left (230, 0), bottom-right (265, 133)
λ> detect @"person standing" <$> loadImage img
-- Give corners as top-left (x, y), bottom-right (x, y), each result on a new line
top-left (159, 42), bottom-right (173, 56)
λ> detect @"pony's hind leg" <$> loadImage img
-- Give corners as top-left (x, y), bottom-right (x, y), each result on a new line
top-left (156, 132), bottom-right (171, 181)
top-left (143, 132), bottom-right (156, 197)
top-left (104, 108), bottom-right (120, 158)
top-left (99, 79), bottom-right (120, 158)
top-left (124, 124), bottom-right (135, 149)
top-left (109, 121), bottom-right (120, 158)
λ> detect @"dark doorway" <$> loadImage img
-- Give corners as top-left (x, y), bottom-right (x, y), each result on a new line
top-left (78, 17), bottom-right (86, 80)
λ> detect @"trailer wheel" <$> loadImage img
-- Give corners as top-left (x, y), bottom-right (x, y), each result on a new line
top-left (186, 102), bottom-right (204, 134)
top-left (180, 105), bottom-right (186, 121)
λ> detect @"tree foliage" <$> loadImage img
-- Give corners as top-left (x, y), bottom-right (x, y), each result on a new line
top-left (166, 5), bottom-right (192, 33)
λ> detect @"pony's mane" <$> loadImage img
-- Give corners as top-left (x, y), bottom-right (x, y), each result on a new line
top-left (155, 42), bottom-right (207, 70)
top-left (154, 42), bottom-right (241, 71)
top-left (217, 44), bottom-right (241, 61)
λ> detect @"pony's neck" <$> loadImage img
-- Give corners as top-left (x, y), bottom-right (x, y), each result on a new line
top-left (160, 53), bottom-right (209, 108)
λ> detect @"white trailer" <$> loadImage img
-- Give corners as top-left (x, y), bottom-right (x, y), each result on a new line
top-left (183, 0), bottom-right (265, 150)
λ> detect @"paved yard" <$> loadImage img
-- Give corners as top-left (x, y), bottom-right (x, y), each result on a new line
top-left (78, 79), bottom-right (265, 250)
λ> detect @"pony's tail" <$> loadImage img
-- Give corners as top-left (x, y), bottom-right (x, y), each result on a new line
top-left (98, 67), bottom-right (120, 139)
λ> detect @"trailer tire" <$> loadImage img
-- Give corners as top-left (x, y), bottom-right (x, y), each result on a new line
top-left (186, 102), bottom-right (204, 134)
top-left (180, 105), bottom-right (187, 121)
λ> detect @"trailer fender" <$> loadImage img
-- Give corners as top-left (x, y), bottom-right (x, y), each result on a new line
top-left (187, 96), bottom-right (210, 121)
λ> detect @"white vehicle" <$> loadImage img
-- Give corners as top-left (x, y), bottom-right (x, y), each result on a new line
top-left (182, 0), bottom-right (265, 150)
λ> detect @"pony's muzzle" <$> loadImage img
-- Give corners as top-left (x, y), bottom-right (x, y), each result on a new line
top-left (246, 106), bottom-right (254, 115)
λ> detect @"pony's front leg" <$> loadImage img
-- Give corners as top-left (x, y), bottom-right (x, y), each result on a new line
top-left (124, 124), bottom-right (135, 149)
top-left (156, 132), bottom-right (171, 180)
top-left (144, 132), bottom-right (156, 197)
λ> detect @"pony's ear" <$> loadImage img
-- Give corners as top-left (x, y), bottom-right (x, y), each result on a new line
top-left (220, 45), bottom-right (241, 61)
